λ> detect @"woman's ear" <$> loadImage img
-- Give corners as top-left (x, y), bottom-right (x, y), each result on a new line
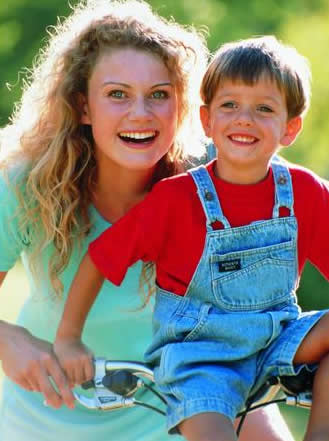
top-left (78, 93), bottom-right (91, 125)
top-left (280, 116), bottom-right (302, 147)
top-left (200, 105), bottom-right (211, 137)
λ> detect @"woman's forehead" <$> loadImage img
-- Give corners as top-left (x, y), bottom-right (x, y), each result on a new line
top-left (89, 48), bottom-right (172, 86)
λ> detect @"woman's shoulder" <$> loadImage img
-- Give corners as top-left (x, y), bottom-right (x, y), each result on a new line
top-left (0, 159), bottom-right (30, 190)
top-left (0, 160), bottom-right (31, 220)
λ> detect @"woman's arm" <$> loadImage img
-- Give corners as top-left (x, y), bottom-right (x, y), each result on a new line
top-left (0, 271), bottom-right (75, 409)
top-left (236, 406), bottom-right (295, 441)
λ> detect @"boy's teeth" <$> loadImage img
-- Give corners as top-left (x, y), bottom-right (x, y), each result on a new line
top-left (231, 135), bottom-right (256, 143)
top-left (119, 131), bottom-right (155, 139)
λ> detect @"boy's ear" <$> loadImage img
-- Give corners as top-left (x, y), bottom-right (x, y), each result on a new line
top-left (200, 105), bottom-right (211, 137)
top-left (280, 116), bottom-right (302, 147)
top-left (78, 93), bottom-right (91, 125)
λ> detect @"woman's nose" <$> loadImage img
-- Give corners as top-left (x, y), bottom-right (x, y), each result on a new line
top-left (128, 97), bottom-right (152, 121)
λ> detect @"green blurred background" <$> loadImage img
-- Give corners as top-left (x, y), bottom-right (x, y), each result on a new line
top-left (1, 0), bottom-right (329, 439)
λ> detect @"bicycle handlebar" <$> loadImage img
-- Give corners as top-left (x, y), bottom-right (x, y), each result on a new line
top-left (74, 357), bottom-right (312, 413)
top-left (74, 358), bottom-right (158, 411)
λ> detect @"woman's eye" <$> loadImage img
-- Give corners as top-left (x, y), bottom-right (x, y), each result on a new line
top-left (258, 105), bottom-right (273, 113)
top-left (108, 90), bottom-right (126, 99)
top-left (151, 90), bottom-right (168, 99)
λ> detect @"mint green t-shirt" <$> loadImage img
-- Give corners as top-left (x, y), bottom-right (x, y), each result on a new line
top-left (0, 167), bottom-right (181, 441)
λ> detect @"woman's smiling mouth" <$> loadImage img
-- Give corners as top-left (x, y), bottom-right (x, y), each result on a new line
top-left (118, 130), bottom-right (158, 145)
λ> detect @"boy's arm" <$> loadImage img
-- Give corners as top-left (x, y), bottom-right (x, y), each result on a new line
top-left (54, 253), bottom-right (104, 399)
top-left (306, 177), bottom-right (329, 279)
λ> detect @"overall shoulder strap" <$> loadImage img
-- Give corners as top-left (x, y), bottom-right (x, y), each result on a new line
top-left (271, 156), bottom-right (294, 217)
top-left (188, 165), bottom-right (230, 230)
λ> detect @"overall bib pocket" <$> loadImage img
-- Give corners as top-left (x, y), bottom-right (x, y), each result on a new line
top-left (210, 240), bottom-right (296, 312)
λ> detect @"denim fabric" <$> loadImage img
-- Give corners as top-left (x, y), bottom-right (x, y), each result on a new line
top-left (144, 158), bottom-right (326, 433)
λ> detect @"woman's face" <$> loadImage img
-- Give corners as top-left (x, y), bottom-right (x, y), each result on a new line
top-left (81, 48), bottom-right (178, 173)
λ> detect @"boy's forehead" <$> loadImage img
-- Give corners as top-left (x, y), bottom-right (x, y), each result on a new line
top-left (219, 71), bottom-right (277, 88)
top-left (216, 75), bottom-right (284, 97)
top-left (211, 76), bottom-right (287, 108)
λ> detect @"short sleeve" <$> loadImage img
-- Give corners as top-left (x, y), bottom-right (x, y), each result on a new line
top-left (89, 180), bottom-right (171, 286)
top-left (0, 169), bottom-right (26, 270)
top-left (306, 176), bottom-right (329, 278)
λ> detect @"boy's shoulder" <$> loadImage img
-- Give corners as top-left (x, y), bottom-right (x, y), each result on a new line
top-left (156, 167), bottom-right (197, 189)
top-left (283, 159), bottom-right (326, 188)
top-left (148, 163), bottom-right (214, 212)
top-left (155, 160), bottom-right (215, 194)
top-left (276, 159), bottom-right (329, 200)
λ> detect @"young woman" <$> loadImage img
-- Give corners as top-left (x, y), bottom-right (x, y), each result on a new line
top-left (0, 0), bottom-right (295, 440)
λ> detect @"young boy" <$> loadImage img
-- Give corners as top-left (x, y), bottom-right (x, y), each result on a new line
top-left (54, 36), bottom-right (329, 441)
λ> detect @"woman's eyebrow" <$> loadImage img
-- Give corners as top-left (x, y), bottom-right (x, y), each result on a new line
top-left (102, 81), bottom-right (130, 87)
top-left (150, 82), bottom-right (173, 89)
top-left (101, 81), bottom-right (173, 88)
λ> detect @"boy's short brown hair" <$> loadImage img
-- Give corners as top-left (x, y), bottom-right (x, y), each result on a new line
top-left (201, 36), bottom-right (311, 119)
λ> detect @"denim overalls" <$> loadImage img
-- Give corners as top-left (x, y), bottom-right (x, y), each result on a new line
top-left (145, 158), bottom-right (326, 433)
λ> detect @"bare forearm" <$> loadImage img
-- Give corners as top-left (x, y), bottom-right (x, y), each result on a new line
top-left (56, 253), bottom-right (104, 340)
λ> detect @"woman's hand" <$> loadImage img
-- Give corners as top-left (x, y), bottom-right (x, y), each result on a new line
top-left (54, 337), bottom-right (94, 389)
top-left (0, 321), bottom-right (75, 409)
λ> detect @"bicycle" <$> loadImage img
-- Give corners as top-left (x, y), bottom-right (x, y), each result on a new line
top-left (76, 357), bottom-right (313, 438)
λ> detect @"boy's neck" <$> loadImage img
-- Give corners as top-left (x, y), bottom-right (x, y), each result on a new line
top-left (214, 158), bottom-right (271, 185)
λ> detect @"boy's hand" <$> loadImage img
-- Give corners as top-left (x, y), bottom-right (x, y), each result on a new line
top-left (54, 338), bottom-right (95, 400)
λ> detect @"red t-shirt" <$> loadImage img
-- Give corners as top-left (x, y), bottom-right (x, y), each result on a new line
top-left (89, 160), bottom-right (329, 296)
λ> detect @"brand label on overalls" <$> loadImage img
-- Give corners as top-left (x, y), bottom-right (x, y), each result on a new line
top-left (218, 259), bottom-right (241, 272)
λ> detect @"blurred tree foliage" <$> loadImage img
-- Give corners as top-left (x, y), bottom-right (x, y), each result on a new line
top-left (0, 0), bottom-right (328, 309)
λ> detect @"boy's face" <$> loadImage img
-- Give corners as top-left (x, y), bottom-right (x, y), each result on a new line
top-left (200, 76), bottom-right (302, 184)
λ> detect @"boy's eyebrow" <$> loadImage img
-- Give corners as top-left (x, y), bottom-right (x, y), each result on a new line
top-left (102, 81), bottom-right (173, 88)
top-left (215, 93), bottom-right (282, 105)
top-left (261, 95), bottom-right (282, 104)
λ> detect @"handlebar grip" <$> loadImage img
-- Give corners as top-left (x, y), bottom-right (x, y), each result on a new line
top-left (102, 371), bottom-right (138, 396)
top-left (80, 371), bottom-right (139, 396)
top-left (81, 380), bottom-right (95, 390)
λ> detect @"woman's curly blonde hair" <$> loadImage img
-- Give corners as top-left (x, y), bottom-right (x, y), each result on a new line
top-left (0, 0), bottom-right (208, 300)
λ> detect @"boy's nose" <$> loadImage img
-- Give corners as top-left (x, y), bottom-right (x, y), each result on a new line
top-left (234, 108), bottom-right (254, 126)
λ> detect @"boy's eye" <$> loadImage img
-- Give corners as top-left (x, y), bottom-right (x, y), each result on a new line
top-left (221, 101), bottom-right (237, 109)
top-left (151, 90), bottom-right (169, 99)
top-left (108, 90), bottom-right (126, 99)
top-left (257, 105), bottom-right (273, 113)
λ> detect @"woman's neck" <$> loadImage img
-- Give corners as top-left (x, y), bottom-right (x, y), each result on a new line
top-left (92, 163), bottom-right (154, 223)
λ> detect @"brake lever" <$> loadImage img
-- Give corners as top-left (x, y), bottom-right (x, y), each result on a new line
top-left (74, 386), bottom-right (135, 410)
top-left (74, 358), bottom-right (152, 411)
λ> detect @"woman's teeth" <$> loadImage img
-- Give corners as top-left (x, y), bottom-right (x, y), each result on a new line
top-left (119, 131), bottom-right (156, 142)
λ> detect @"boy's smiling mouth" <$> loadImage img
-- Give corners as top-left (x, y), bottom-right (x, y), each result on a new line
top-left (228, 134), bottom-right (258, 145)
